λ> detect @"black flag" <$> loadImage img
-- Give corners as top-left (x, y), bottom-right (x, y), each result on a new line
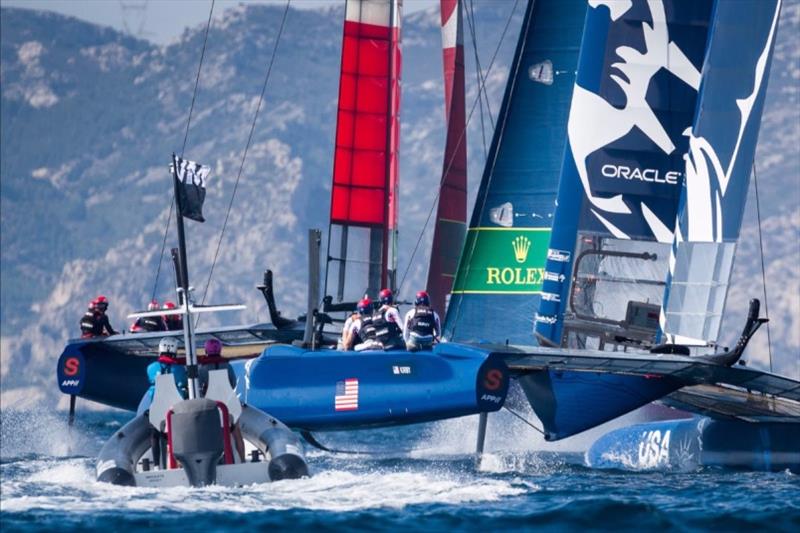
top-left (172, 154), bottom-right (210, 222)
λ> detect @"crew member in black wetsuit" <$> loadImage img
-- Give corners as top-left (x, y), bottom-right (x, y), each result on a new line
top-left (130, 300), bottom-right (167, 333)
top-left (162, 301), bottom-right (183, 331)
top-left (370, 288), bottom-right (405, 350)
top-left (403, 290), bottom-right (441, 351)
top-left (80, 296), bottom-right (117, 338)
top-left (351, 298), bottom-right (383, 351)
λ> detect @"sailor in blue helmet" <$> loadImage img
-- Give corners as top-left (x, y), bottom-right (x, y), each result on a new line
top-left (403, 290), bottom-right (441, 351)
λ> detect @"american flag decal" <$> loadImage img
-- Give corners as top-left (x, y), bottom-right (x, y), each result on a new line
top-left (334, 378), bottom-right (359, 411)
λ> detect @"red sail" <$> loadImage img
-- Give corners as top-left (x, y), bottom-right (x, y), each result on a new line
top-left (425, 0), bottom-right (467, 317)
top-left (328, 0), bottom-right (401, 298)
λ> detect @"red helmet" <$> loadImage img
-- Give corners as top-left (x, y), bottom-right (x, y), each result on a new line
top-left (94, 295), bottom-right (108, 310)
top-left (147, 299), bottom-right (159, 311)
top-left (163, 301), bottom-right (176, 310)
top-left (415, 291), bottom-right (430, 306)
top-left (379, 288), bottom-right (393, 305)
top-left (357, 298), bottom-right (372, 315)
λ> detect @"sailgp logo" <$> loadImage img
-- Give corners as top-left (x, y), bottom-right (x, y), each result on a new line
top-left (512, 236), bottom-right (531, 263)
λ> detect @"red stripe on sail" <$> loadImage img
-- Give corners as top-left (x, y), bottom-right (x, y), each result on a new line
top-left (426, 0), bottom-right (467, 318)
top-left (330, 10), bottom-right (401, 229)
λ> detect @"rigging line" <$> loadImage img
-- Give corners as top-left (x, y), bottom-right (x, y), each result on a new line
top-left (466, 0), bottom-right (495, 130)
top-left (448, 0), bottom-right (528, 337)
top-left (503, 405), bottom-right (544, 436)
top-left (151, 0), bottom-right (216, 303)
top-left (465, 0), bottom-right (487, 160)
top-left (752, 161), bottom-right (773, 373)
top-left (396, 0), bottom-right (521, 295)
top-left (196, 0), bottom-right (291, 328)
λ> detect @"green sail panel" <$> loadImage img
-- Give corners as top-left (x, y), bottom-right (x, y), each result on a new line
top-left (444, 0), bottom-right (587, 343)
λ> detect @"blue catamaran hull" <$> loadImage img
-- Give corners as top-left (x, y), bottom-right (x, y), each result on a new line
top-left (236, 343), bottom-right (509, 430)
top-left (58, 336), bottom-right (510, 430)
top-left (587, 418), bottom-right (800, 472)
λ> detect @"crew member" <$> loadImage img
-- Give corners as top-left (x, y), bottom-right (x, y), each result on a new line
top-left (403, 290), bottom-right (441, 351)
top-left (130, 300), bottom-right (167, 333)
top-left (146, 336), bottom-right (188, 400)
top-left (79, 295), bottom-right (117, 338)
top-left (162, 301), bottom-right (183, 331)
top-left (339, 302), bottom-right (365, 351)
top-left (352, 298), bottom-right (383, 351)
top-left (199, 338), bottom-right (245, 462)
top-left (144, 336), bottom-right (187, 467)
top-left (371, 288), bottom-right (405, 350)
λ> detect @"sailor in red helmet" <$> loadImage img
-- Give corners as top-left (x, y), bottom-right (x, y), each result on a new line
top-left (403, 290), bottom-right (441, 351)
top-left (368, 288), bottom-right (405, 350)
top-left (80, 295), bottom-right (117, 338)
top-left (342, 297), bottom-right (373, 351)
top-left (129, 299), bottom-right (167, 333)
top-left (162, 301), bottom-right (183, 331)
top-left (340, 297), bottom-right (369, 351)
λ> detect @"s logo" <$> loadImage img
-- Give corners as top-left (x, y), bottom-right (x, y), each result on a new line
top-left (483, 369), bottom-right (504, 391)
top-left (64, 357), bottom-right (80, 377)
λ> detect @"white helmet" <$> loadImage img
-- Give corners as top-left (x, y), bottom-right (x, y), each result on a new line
top-left (158, 337), bottom-right (178, 355)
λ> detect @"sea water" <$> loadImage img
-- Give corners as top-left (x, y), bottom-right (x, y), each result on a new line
top-left (1, 409), bottom-right (798, 532)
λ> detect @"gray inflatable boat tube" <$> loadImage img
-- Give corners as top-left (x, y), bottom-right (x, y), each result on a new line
top-left (96, 413), bottom-right (152, 486)
top-left (96, 407), bottom-right (308, 485)
top-left (238, 405), bottom-right (309, 480)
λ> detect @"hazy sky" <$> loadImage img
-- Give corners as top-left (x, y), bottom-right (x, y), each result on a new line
top-left (1, 0), bottom-right (437, 44)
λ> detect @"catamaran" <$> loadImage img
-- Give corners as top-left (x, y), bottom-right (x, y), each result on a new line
top-left (56, 0), bottom-right (798, 476)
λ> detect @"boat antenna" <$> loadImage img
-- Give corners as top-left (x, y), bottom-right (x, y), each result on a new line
top-left (151, 0), bottom-right (216, 304)
top-left (396, 0), bottom-right (521, 295)
top-left (752, 160), bottom-right (773, 373)
top-left (196, 0), bottom-right (292, 328)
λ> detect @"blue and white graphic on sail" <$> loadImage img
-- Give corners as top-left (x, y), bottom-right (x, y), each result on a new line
top-left (569, 0), bottom-right (705, 242)
top-left (660, 0), bottom-right (782, 345)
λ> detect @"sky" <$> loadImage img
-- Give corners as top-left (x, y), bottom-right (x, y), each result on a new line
top-left (0, 0), bottom-right (437, 44)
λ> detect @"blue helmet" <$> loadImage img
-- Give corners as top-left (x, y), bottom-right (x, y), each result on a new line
top-left (415, 291), bottom-right (430, 307)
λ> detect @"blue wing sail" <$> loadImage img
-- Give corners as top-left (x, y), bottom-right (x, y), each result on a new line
top-left (660, 0), bottom-right (782, 345)
top-left (444, 0), bottom-right (588, 344)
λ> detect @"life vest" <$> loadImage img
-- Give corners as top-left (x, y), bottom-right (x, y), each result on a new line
top-left (371, 309), bottom-right (404, 349)
top-left (357, 314), bottom-right (378, 344)
top-left (132, 315), bottom-right (166, 332)
top-left (408, 307), bottom-right (436, 337)
top-left (80, 311), bottom-right (97, 337)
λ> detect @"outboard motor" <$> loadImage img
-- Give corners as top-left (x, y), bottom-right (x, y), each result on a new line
top-left (169, 398), bottom-right (224, 487)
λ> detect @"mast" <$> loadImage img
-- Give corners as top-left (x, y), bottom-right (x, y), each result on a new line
top-left (326, 0), bottom-right (403, 302)
top-left (426, 0), bottom-right (467, 318)
top-left (171, 153), bottom-right (199, 400)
